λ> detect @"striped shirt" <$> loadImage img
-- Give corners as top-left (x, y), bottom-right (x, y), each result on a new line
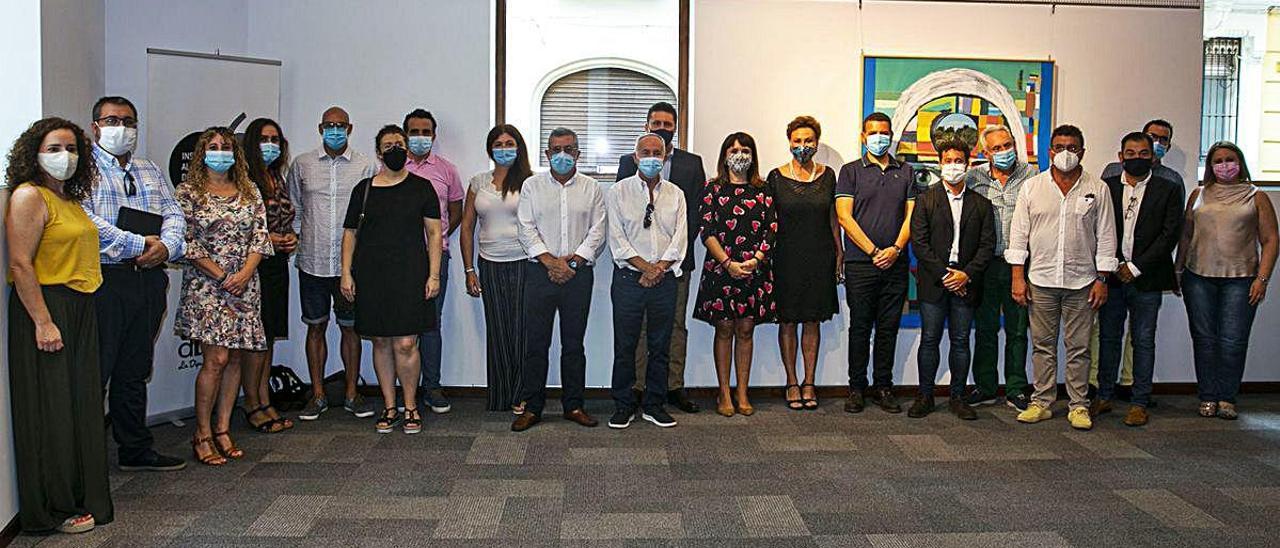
top-left (286, 146), bottom-right (377, 277)
top-left (82, 144), bottom-right (185, 264)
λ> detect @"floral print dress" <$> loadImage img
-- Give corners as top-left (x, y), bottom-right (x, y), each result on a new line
top-left (174, 185), bottom-right (274, 350)
top-left (693, 180), bottom-right (778, 324)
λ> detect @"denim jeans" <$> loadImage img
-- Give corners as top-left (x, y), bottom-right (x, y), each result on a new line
top-left (610, 268), bottom-right (677, 412)
top-left (917, 293), bottom-right (975, 397)
top-left (1182, 271), bottom-right (1257, 404)
top-left (418, 253), bottom-right (449, 391)
top-left (1097, 283), bottom-right (1162, 407)
top-left (844, 260), bottom-right (908, 391)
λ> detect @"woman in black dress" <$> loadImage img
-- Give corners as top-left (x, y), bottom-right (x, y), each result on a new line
top-left (694, 132), bottom-right (777, 417)
top-left (340, 125), bottom-right (442, 435)
top-left (767, 116), bottom-right (841, 411)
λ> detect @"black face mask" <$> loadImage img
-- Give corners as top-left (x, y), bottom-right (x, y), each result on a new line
top-left (1122, 157), bottom-right (1152, 177)
top-left (653, 129), bottom-right (675, 147)
top-left (382, 147), bottom-right (408, 171)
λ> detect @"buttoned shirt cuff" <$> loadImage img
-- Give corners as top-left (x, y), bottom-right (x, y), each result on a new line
top-left (161, 235), bottom-right (186, 262)
top-left (116, 232), bottom-right (147, 260)
top-left (1003, 249), bottom-right (1028, 265)
top-left (1126, 262), bottom-right (1142, 278)
top-left (573, 243), bottom-right (598, 262)
top-left (1096, 256), bottom-right (1119, 273)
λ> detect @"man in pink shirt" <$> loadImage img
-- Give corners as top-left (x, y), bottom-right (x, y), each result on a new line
top-left (403, 108), bottom-right (465, 413)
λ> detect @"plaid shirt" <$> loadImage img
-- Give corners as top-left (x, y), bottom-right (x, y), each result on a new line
top-left (964, 160), bottom-right (1037, 256)
top-left (83, 144), bottom-right (185, 264)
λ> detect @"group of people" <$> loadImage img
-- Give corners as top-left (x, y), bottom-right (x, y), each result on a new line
top-left (5, 93), bottom-right (1277, 535)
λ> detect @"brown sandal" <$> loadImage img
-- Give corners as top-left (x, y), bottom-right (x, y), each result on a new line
top-left (212, 431), bottom-right (245, 459)
top-left (192, 436), bottom-right (227, 466)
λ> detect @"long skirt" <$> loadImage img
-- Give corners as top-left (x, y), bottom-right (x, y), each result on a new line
top-left (479, 258), bottom-right (526, 411)
top-left (8, 285), bottom-right (114, 532)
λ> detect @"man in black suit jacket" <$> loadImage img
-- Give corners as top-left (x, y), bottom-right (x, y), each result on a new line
top-left (908, 141), bottom-right (996, 420)
top-left (615, 102), bottom-right (706, 413)
top-left (1095, 132), bottom-right (1184, 427)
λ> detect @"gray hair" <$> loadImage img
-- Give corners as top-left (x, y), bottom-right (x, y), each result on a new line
top-left (634, 132), bottom-right (665, 153)
top-left (548, 127), bottom-right (578, 147)
top-left (979, 124), bottom-right (1013, 147)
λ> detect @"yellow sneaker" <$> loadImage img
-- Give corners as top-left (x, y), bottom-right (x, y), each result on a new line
top-left (1068, 407), bottom-right (1093, 430)
top-left (1016, 403), bottom-right (1052, 424)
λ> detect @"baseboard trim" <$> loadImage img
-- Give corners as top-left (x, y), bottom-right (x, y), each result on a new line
top-left (1, 514), bottom-right (19, 547)
top-left (395, 382), bottom-right (1280, 399)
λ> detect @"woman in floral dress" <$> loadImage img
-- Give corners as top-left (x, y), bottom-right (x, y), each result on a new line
top-left (693, 132), bottom-right (777, 417)
top-left (174, 127), bottom-right (273, 466)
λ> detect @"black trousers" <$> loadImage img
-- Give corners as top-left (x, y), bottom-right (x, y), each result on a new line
top-left (518, 262), bottom-right (594, 416)
top-left (97, 266), bottom-right (168, 461)
top-left (844, 260), bottom-right (908, 391)
top-left (610, 268), bottom-right (677, 412)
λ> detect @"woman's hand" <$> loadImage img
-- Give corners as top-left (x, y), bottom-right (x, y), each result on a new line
top-left (222, 268), bottom-right (252, 297)
top-left (465, 271), bottom-right (482, 298)
top-left (35, 321), bottom-right (63, 353)
top-left (726, 261), bottom-right (750, 279)
top-left (426, 277), bottom-right (441, 300)
top-left (341, 273), bottom-right (356, 302)
top-left (273, 232), bottom-right (298, 254)
top-left (1249, 278), bottom-right (1268, 305)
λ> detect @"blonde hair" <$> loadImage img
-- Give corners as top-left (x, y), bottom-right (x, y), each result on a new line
top-left (186, 127), bottom-right (256, 203)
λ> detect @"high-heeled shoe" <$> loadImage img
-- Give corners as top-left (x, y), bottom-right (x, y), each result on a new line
top-left (715, 395), bottom-right (735, 417)
top-left (192, 435), bottom-right (227, 466)
top-left (212, 431), bottom-right (244, 459)
top-left (736, 398), bottom-right (755, 416)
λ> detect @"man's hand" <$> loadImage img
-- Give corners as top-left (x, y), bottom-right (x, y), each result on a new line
top-left (1249, 277), bottom-right (1268, 306)
top-left (223, 268), bottom-right (253, 297)
top-left (136, 236), bottom-right (169, 268)
top-left (1088, 280), bottom-right (1108, 310)
top-left (943, 268), bottom-right (969, 294)
top-left (1011, 276), bottom-right (1030, 306)
top-left (872, 246), bottom-right (900, 269)
top-left (1116, 264), bottom-right (1134, 284)
top-left (543, 256), bottom-right (575, 284)
top-left (639, 265), bottom-right (663, 288)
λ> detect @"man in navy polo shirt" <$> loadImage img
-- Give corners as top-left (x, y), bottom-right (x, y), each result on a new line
top-left (835, 112), bottom-right (917, 414)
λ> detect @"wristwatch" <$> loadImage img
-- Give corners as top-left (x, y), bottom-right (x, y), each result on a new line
top-left (1096, 274), bottom-right (1108, 284)
top-left (567, 259), bottom-right (581, 270)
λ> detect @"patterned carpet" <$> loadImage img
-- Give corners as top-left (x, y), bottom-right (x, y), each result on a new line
top-left (10, 393), bottom-right (1280, 548)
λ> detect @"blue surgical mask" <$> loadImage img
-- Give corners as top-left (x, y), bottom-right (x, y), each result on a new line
top-left (865, 134), bottom-right (892, 157)
top-left (1153, 141), bottom-right (1168, 159)
top-left (549, 151), bottom-right (576, 175)
top-left (992, 148), bottom-right (1017, 170)
top-left (204, 150), bottom-right (235, 173)
top-left (408, 135), bottom-right (433, 156)
top-left (260, 142), bottom-right (281, 165)
top-left (638, 156), bottom-right (663, 179)
top-left (323, 127), bottom-right (348, 150)
top-left (492, 147), bottom-right (518, 167)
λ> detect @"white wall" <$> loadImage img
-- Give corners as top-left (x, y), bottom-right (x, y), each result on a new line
top-left (41, 0), bottom-right (105, 128)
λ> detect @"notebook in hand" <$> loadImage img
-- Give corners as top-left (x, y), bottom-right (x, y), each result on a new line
top-left (117, 206), bottom-right (163, 236)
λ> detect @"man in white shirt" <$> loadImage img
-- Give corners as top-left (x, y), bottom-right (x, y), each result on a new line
top-left (605, 134), bottom-right (687, 430)
top-left (512, 127), bottom-right (608, 432)
top-left (287, 106), bottom-right (378, 421)
top-left (1006, 124), bottom-right (1117, 430)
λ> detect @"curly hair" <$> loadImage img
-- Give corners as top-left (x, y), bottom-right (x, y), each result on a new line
top-left (4, 117), bottom-right (97, 201)
top-left (185, 127), bottom-right (256, 204)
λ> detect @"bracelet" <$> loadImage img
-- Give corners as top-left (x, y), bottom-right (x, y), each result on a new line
top-left (719, 256), bottom-right (732, 267)
top-left (217, 271), bottom-right (229, 283)
top-left (464, 267), bottom-right (476, 274)
top-left (890, 245), bottom-right (901, 253)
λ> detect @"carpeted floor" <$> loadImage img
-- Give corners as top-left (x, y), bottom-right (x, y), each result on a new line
top-left (10, 394), bottom-right (1280, 548)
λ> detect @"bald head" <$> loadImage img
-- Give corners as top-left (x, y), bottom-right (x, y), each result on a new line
top-left (322, 106), bottom-right (350, 126)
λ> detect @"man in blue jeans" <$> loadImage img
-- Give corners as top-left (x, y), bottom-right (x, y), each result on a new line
top-left (1094, 132), bottom-right (1184, 426)
top-left (605, 133), bottom-right (686, 429)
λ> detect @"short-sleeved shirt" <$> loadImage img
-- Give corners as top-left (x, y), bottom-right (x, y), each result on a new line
top-left (833, 156), bottom-right (917, 261)
top-left (405, 153), bottom-right (465, 252)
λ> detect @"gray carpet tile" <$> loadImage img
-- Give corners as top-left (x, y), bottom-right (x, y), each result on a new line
top-left (11, 395), bottom-right (1280, 547)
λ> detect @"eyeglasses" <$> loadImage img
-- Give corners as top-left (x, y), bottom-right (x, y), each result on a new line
top-left (548, 145), bottom-right (579, 155)
top-left (124, 171), bottom-right (137, 197)
top-left (96, 116), bottom-right (138, 128)
top-left (643, 203), bottom-right (654, 229)
top-left (1146, 133), bottom-right (1171, 145)
top-left (320, 122), bottom-right (349, 130)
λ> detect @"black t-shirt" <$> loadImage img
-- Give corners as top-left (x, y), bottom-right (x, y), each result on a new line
top-left (342, 173), bottom-right (441, 246)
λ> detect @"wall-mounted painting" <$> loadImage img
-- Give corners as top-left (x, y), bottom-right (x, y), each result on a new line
top-left (861, 56), bottom-right (1055, 327)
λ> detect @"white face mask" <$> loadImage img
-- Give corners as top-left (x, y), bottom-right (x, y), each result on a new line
top-left (38, 151), bottom-right (78, 181)
top-left (98, 125), bottom-right (138, 156)
top-left (1052, 150), bottom-right (1080, 172)
top-left (940, 163), bottom-right (966, 184)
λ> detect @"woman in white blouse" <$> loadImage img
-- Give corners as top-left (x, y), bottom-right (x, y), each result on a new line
top-left (459, 124), bottom-right (534, 412)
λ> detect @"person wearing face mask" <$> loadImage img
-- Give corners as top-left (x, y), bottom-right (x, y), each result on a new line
top-left (286, 106), bottom-right (377, 422)
top-left (907, 140), bottom-right (996, 420)
top-left (766, 116), bottom-right (840, 411)
top-left (174, 127), bottom-right (274, 465)
top-left (512, 127), bottom-right (608, 432)
top-left (460, 124), bottom-right (534, 412)
top-left (963, 124), bottom-right (1038, 412)
top-left (834, 112), bottom-right (917, 415)
top-left (401, 108), bottom-right (464, 415)
top-left (340, 125), bottom-right (443, 435)
top-left (1092, 132), bottom-right (1184, 427)
top-left (6, 117), bottom-right (114, 534)
top-left (605, 133), bottom-right (687, 429)
top-left (693, 132), bottom-right (778, 417)
top-left (1101, 120), bottom-right (1185, 190)
top-left (238, 117), bottom-right (296, 434)
top-left (615, 102), bottom-right (706, 414)
top-left (1006, 124), bottom-right (1117, 431)
top-left (79, 96), bottom-right (187, 473)
top-left (1177, 141), bottom-right (1278, 420)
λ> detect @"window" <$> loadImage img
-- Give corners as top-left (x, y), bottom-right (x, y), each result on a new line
top-left (539, 67), bottom-right (676, 179)
top-left (1202, 37), bottom-right (1242, 160)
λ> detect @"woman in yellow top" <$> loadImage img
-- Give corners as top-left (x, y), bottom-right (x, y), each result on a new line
top-left (5, 117), bottom-right (112, 535)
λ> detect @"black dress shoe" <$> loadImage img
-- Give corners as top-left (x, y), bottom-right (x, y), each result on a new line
top-left (668, 390), bottom-right (701, 413)
top-left (949, 398), bottom-right (978, 420)
top-left (869, 387), bottom-right (902, 413)
top-left (907, 395), bottom-right (935, 418)
top-left (118, 450), bottom-right (187, 472)
top-left (844, 390), bottom-right (865, 413)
